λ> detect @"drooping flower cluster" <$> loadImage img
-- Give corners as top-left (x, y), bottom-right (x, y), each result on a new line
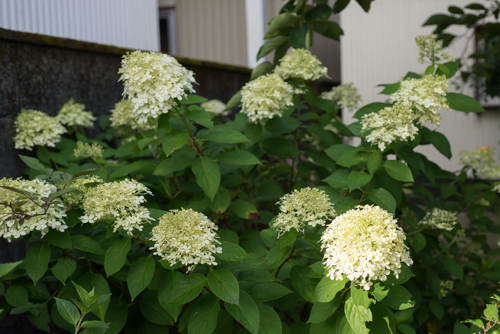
top-left (80, 179), bottom-right (154, 235)
top-left (460, 146), bottom-right (500, 179)
top-left (150, 208), bottom-right (222, 272)
top-left (273, 187), bottom-right (336, 237)
top-left (320, 83), bottom-right (361, 112)
top-left (73, 141), bottom-right (104, 160)
top-left (241, 73), bottom-right (297, 123)
top-left (56, 98), bottom-right (95, 128)
top-left (321, 205), bottom-right (413, 290)
top-left (119, 51), bottom-right (197, 123)
top-left (362, 104), bottom-right (419, 151)
top-left (14, 109), bottom-right (67, 150)
top-left (110, 99), bottom-right (154, 137)
top-left (419, 208), bottom-right (457, 231)
top-left (415, 34), bottom-right (455, 65)
top-left (201, 99), bottom-right (227, 115)
top-left (0, 178), bottom-right (67, 241)
top-left (275, 48), bottom-right (329, 81)
top-left (58, 175), bottom-right (103, 205)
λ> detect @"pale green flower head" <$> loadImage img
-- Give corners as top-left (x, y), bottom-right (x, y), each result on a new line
top-left (320, 83), bottom-right (361, 112)
top-left (119, 51), bottom-right (197, 123)
top-left (0, 178), bottom-right (68, 241)
top-left (275, 48), bottom-right (329, 81)
top-left (241, 73), bottom-right (297, 123)
top-left (201, 99), bottom-right (227, 115)
top-left (273, 187), bottom-right (336, 237)
top-left (415, 34), bottom-right (455, 64)
top-left (321, 205), bottom-right (412, 290)
top-left (74, 141), bottom-right (104, 160)
top-left (56, 98), bottom-right (95, 128)
top-left (150, 208), bottom-right (222, 272)
top-left (14, 109), bottom-right (67, 151)
top-left (419, 208), bottom-right (457, 231)
top-left (80, 179), bottom-right (154, 235)
top-left (110, 99), bottom-right (154, 137)
top-left (58, 175), bottom-right (103, 205)
top-left (459, 146), bottom-right (500, 178)
top-left (362, 104), bottom-right (419, 151)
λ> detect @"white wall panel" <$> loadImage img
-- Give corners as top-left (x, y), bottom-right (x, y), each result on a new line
top-left (0, 0), bottom-right (160, 51)
top-left (340, 0), bottom-right (498, 171)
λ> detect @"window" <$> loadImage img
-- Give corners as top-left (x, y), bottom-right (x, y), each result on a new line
top-left (159, 8), bottom-right (177, 55)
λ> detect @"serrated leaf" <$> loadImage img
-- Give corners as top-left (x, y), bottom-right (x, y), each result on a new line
top-left (54, 297), bottom-right (80, 326)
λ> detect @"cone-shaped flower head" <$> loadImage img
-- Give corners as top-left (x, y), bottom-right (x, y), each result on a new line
top-left (273, 187), bottom-right (336, 237)
top-left (320, 83), bottom-right (361, 112)
top-left (419, 208), bottom-right (457, 231)
top-left (56, 98), bottom-right (95, 128)
top-left (321, 205), bottom-right (412, 290)
top-left (110, 99), bottom-right (154, 137)
top-left (150, 208), bottom-right (222, 272)
top-left (14, 109), bottom-right (67, 150)
top-left (119, 51), bottom-right (196, 123)
top-left (275, 48), bottom-right (329, 81)
top-left (73, 141), bottom-right (104, 160)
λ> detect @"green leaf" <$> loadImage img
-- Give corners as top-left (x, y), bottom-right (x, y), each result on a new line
top-left (54, 297), bottom-right (80, 326)
top-left (104, 238), bottom-right (131, 277)
top-left (105, 298), bottom-right (128, 334)
top-left (18, 155), bottom-right (52, 175)
top-left (323, 170), bottom-right (349, 189)
top-left (186, 105), bottom-right (214, 129)
top-left (429, 299), bottom-right (444, 319)
top-left (44, 230), bottom-right (72, 249)
top-left (127, 256), bottom-right (155, 300)
top-left (188, 295), bottom-right (220, 334)
top-left (306, 4), bottom-right (332, 20)
top-left (312, 20), bottom-right (343, 41)
top-left (230, 199), bottom-right (259, 220)
top-left (157, 271), bottom-right (184, 320)
top-left (210, 187), bottom-right (231, 214)
top-left (0, 260), bottom-right (22, 278)
top-left (5, 285), bottom-right (29, 307)
top-left (265, 13), bottom-right (299, 39)
top-left (353, 102), bottom-right (391, 120)
top-left (225, 291), bottom-right (260, 334)
top-left (25, 241), bottom-right (51, 285)
top-left (71, 235), bottom-right (105, 255)
top-left (443, 257), bottom-right (464, 280)
top-left (201, 128), bottom-right (250, 144)
top-left (291, 266), bottom-right (316, 302)
top-left (355, 0), bottom-right (374, 12)
top-left (250, 282), bottom-right (292, 302)
top-left (484, 303), bottom-right (499, 321)
top-left (380, 285), bottom-right (415, 310)
top-left (225, 90), bottom-right (242, 111)
top-left (367, 188), bottom-right (396, 214)
top-left (81, 320), bottom-right (109, 329)
top-left (314, 276), bottom-right (348, 303)
top-left (348, 171), bottom-right (372, 191)
top-left (217, 150), bottom-right (261, 166)
top-left (207, 269), bottom-right (240, 305)
top-left (262, 137), bottom-right (299, 156)
top-left (109, 160), bottom-right (153, 180)
top-left (265, 116), bottom-right (301, 134)
top-left (192, 157), bottom-right (221, 201)
top-left (168, 274), bottom-right (206, 305)
top-left (345, 287), bottom-right (372, 334)
top-left (367, 303), bottom-right (397, 334)
top-left (333, 0), bottom-right (351, 13)
top-left (383, 161), bottom-right (414, 182)
top-left (422, 130), bottom-right (452, 159)
top-left (162, 131), bottom-right (190, 157)
top-left (180, 94), bottom-right (208, 105)
top-left (153, 153), bottom-right (194, 176)
top-left (367, 150), bottom-right (382, 174)
top-left (257, 37), bottom-right (289, 61)
top-left (257, 303), bottom-right (282, 334)
top-left (289, 23), bottom-right (309, 49)
top-left (251, 61), bottom-right (274, 80)
top-left (217, 241), bottom-right (249, 261)
top-left (137, 137), bottom-right (155, 151)
top-left (52, 258), bottom-right (77, 285)
top-left (308, 295), bottom-right (342, 324)
top-left (398, 323), bottom-right (416, 334)
top-left (139, 291), bottom-right (174, 326)
top-left (446, 92), bottom-right (484, 112)
top-left (412, 233), bottom-right (427, 253)
top-left (378, 82), bottom-right (400, 95)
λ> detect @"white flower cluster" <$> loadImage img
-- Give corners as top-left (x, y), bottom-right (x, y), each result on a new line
top-left (362, 104), bottom-right (419, 151)
top-left (362, 75), bottom-right (449, 150)
top-left (73, 141), bottom-right (104, 160)
top-left (14, 109), bottom-right (67, 151)
top-left (419, 208), bottom-right (457, 231)
top-left (321, 205), bottom-right (413, 290)
top-left (241, 73), bottom-right (297, 123)
top-left (110, 100), bottom-right (154, 137)
top-left (150, 208), bottom-right (222, 272)
top-left (119, 51), bottom-right (197, 123)
top-left (80, 179), bottom-right (154, 235)
top-left (415, 34), bottom-right (455, 65)
top-left (0, 178), bottom-right (67, 241)
top-left (273, 187), bottom-right (336, 237)
top-left (320, 83), bottom-right (361, 112)
top-left (59, 175), bottom-right (103, 205)
top-left (275, 48), bottom-right (329, 81)
top-left (460, 146), bottom-right (500, 179)
top-left (56, 98), bottom-right (95, 128)
top-left (201, 99), bottom-right (227, 115)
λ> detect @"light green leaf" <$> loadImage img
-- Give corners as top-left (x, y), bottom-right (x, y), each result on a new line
top-left (104, 238), bottom-right (131, 277)
top-left (0, 260), bottom-right (23, 278)
top-left (127, 256), bottom-right (155, 300)
top-left (192, 157), bottom-right (221, 201)
top-left (345, 287), bottom-right (372, 334)
top-left (207, 269), bottom-right (240, 305)
top-left (308, 295), bottom-right (342, 324)
top-left (383, 161), bottom-right (414, 182)
top-left (162, 131), bottom-right (190, 157)
top-left (314, 276), bottom-right (348, 303)
top-left (230, 199), bottom-right (259, 220)
top-left (484, 303), bottom-right (499, 321)
top-left (54, 297), bottom-right (80, 326)
top-left (25, 241), bottom-right (51, 285)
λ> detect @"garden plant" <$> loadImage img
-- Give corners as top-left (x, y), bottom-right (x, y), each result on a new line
top-left (1, 1), bottom-right (500, 333)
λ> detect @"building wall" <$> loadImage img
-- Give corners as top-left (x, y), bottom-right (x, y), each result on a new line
top-left (340, 0), bottom-right (497, 171)
top-left (175, 0), bottom-right (248, 67)
top-left (0, 0), bottom-right (160, 51)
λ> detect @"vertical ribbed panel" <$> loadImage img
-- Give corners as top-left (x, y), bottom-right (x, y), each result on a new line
top-left (340, 0), bottom-right (496, 171)
top-left (0, 0), bottom-right (159, 51)
top-left (176, 0), bottom-right (247, 66)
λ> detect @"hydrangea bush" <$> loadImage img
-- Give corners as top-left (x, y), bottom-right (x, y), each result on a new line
top-left (1, 2), bottom-right (499, 334)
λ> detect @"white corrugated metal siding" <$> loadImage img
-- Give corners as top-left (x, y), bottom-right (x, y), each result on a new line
top-left (340, 0), bottom-right (498, 171)
top-left (0, 0), bottom-right (160, 51)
